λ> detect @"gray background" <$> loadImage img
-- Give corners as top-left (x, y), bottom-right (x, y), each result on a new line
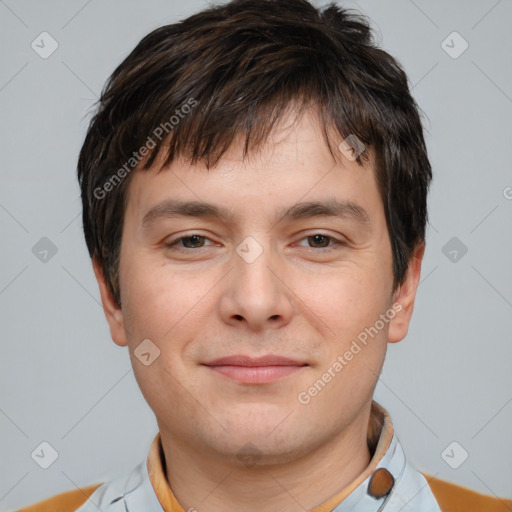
top-left (1, 0), bottom-right (511, 510)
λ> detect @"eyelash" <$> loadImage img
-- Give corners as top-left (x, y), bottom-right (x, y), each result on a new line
top-left (165, 233), bottom-right (346, 251)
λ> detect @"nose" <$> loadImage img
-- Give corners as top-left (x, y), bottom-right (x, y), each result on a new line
top-left (217, 237), bottom-right (294, 332)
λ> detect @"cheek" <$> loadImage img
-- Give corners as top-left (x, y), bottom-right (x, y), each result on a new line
top-left (298, 265), bottom-right (389, 329)
top-left (294, 267), bottom-right (392, 373)
top-left (120, 266), bottom-right (206, 418)
top-left (118, 258), bottom-right (174, 347)
top-left (119, 260), bottom-right (214, 352)
top-left (305, 281), bottom-right (388, 407)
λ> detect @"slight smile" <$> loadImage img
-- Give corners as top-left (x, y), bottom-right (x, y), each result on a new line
top-left (202, 355), bottom-right (308, 384)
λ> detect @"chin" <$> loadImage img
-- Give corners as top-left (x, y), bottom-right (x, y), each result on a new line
top-left (219, 434), bottom-right (309, 468)
top-left (220, 401), bottom-right (294, 434)
top-left (213, 412), bottom-right (316, 462)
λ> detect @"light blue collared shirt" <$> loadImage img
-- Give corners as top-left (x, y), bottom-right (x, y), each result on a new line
top-left (75, 429), bottom-right (442, 512)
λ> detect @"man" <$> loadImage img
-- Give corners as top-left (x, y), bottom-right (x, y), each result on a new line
top-left (18, 0), bottom-right (512, 510)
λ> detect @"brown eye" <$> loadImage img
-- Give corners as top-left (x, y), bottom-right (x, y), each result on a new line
top-left (166, 234), bottom-right (213, 250)
top-left (180, 235), bottom-right (206, 248)
top-left (307, 234), bottom-right (332, 248)
top-left (295, 233), bottom-right (346, 251)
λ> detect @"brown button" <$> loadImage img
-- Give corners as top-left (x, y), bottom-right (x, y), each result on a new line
top-left (367, 468), bottom-right (395, 499)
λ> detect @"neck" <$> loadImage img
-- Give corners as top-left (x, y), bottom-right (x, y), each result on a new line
top-left (160, 404), bottom-right (374, 512)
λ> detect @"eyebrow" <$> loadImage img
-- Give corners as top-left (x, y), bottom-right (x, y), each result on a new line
top-left (140, 198), bottom-right (372, 231)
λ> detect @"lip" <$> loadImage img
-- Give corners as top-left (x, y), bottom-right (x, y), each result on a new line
top-left (202, 355), bottom-right (308, 384)
top-left (204, 355), bottom-right (306, 367)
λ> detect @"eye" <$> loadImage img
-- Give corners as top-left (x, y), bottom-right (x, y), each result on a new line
top-left (296, 233), bottom-right (345, 249)
top-left (164, 233), bottom-right (345, 251)
top-left (165, 234), bottom-right (214, 250)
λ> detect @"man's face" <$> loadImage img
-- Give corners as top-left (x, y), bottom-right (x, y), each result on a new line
top-left (96, 109), bottom-right (419, 465)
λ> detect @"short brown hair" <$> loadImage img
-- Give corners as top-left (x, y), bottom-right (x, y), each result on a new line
top-left (78, 0), bottom-right (432, 307)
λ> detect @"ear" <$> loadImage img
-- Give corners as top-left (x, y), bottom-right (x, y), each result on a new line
top-left (92, 257), bottom-right (128, 347)
top-left (387, 242), bottom-right (425, 344)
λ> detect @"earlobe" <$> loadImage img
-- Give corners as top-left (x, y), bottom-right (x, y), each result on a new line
top-left (92, 257), bottom-right (128, 347)
top-left (387, 242), bottom-right (425, 344)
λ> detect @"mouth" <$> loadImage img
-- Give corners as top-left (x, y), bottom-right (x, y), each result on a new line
top-left (202, 355), bottom-right (308, 384)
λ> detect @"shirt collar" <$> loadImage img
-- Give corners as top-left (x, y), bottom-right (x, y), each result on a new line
top-left (147, 400), bottom-right (396, 512)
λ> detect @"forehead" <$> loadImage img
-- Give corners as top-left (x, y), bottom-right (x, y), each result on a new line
top-left (123, 108), bottom-right (383, 228)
